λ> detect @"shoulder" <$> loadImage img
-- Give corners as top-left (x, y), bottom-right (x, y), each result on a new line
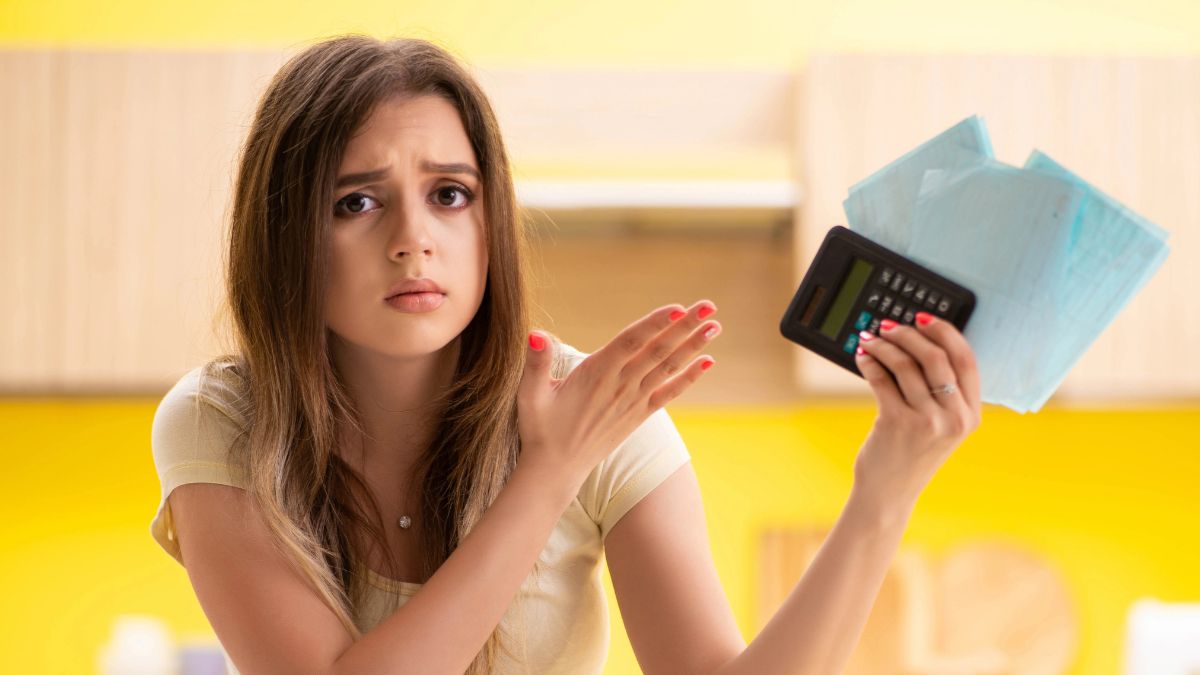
top-left (151, 360), bottom-right (250, 482)
top-left (150, 360), bottom-right (252, 564)
top-left (553, 340), bottom-right (692, 540)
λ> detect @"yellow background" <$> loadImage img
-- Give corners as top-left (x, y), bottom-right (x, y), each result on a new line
top-left (2, 401), bottom-right (1198, 673)
top-left (4, 0), bottom-right (1200, 63)
top-left (3, 1), bottom-right (1199, 673)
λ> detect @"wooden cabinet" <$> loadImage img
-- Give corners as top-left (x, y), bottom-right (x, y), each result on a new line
top-left (2, 51), bottom-right (1195, 401)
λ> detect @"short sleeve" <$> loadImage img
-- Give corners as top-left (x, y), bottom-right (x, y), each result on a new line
top-left (149, 364), bottom-right (249, 566)
top-left (556, 343), bottom-right (693, 541)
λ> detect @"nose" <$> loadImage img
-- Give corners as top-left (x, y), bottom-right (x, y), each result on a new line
top-left (387, 201), bottom-right (435, 259)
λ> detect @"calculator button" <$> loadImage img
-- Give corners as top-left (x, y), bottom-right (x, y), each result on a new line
top-left (937, 298), bottom-right (952, 315)
top-left (878, 268), bottom-right (895, 286)
top-left (865, 290), bottom-right (881, 310)
top-left (902, 309), bottom-right (916, 324)
top-left (913, 286), bottom-right (928, 303)
top-left (879, 296), bottom-right (893, 313)
top-left (890, 273), bottom-right (905, 292)
top-left (925, 291), bottom-right (941, 310)
top-left (890, 303), bottom-right (904, 319)
top-left (854, 311), bottom-right (872, 331)
top-left (901, 280), bottom-right (917, 298)
top-left (843, 333), bottom-right (859, 354)
top-left (868, 317), bottom-right (881, 334)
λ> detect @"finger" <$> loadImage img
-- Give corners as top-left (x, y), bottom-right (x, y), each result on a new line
top-left (647, 355), bottom-right (715, 409)
top-left (914, 311), bottom-right (982, 413)
top-left (858, 327), bottom-right (937, 412)
top-left (591, 302), bottom-right (689, 374)
top-left (639, 318), bottom-right (721, 395)
top-left (623, 300), bottom-right (717, 384)
top-left (854, 346), bottom-right (906, 410)
top-left (875, 319), bottom-right (963, 411)
top-left (519, 330), bottom-right (555, 403)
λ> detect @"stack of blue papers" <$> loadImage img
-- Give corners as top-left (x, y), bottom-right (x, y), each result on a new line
top-left (843, 116), bottom-right (1171, 413)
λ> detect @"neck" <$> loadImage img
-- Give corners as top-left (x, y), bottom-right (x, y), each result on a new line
top-left (330, 333), bottom-right (460, 481)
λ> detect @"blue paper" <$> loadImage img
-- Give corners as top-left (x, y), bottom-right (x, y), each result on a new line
top-left (843, 116), bottom-right (993, 253)
top-left (842, 117), bottom-right (1171, 413)
top-left (909, 161), bottom-right (1084, 411)
top-left (1020, 150), bottom-right (1171, 412)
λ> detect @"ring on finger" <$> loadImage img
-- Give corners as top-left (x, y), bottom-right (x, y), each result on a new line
top-left (929, 381), bottom-right (959, 396)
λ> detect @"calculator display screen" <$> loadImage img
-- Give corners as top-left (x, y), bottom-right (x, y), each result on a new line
top-left (818, 258), bottom-right (874, 340)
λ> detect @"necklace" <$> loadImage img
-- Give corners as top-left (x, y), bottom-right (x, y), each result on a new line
top-left (397, 515), bottom-right (412, 529)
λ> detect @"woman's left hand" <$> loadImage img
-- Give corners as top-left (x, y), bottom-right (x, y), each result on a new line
top-left (852, 311), bottom-right (983, 510)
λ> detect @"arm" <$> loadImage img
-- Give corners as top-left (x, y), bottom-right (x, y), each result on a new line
top-left (726, 314), bottom-right (982, 674)
top-left (712, 487), bottom-right (915, 675)
top-left (609, 313), bottom-right (982, 675)
top-left (331, 460), bottom-right (581, 675)
top-left (171, 459), bottom-right (581, 675)
top-left (605, 459), bottom-right (913, 675)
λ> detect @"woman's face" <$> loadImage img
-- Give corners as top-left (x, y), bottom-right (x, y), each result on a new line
top-left (324, 93), bottom-right (488, 360)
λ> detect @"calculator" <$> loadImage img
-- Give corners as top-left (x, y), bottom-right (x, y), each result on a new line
top-left (779, 226), bottom-right (976, 378)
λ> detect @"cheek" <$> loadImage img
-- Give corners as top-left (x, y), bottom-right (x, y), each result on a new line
top-left (469, 233), bottom-right (488, 293)
top-left (324, 240), bottom-right (365, 320)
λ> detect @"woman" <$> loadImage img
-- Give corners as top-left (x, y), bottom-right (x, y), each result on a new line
top-left (149, 35), bottom-right (981, 675)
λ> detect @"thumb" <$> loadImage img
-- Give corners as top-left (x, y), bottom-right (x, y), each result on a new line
top-left (520, 330), bottom-right (554, 401)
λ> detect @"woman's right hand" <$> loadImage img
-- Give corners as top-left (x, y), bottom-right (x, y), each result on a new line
top-left (516, 300), bottom-right (720, 487)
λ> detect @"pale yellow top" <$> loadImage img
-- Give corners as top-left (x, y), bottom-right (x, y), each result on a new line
top-left (149, 343), bottom-right (692, 675)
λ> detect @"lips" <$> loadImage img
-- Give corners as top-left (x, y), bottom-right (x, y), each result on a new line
top-left (386, 291), bottom-right (445, 313)
top-left (385, 278), bottom-right (445, 299)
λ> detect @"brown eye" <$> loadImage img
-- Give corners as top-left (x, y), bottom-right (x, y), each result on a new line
top-left (333, 193), bottom-right (380, 217)
top-left (433, 186), bottom-right (472, 208)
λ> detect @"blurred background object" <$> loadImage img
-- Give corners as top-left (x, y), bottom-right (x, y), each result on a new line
top-left (96, 615), bottom-right (173, 675)
top-left (1123, 599), bottom-right (1200, 675)
top-left (760, 530), bottom-right (1077, 674)
top-left (2, 1), bottom-right (1199, 673)
top-left (96, 615), bottom-right (228, 675)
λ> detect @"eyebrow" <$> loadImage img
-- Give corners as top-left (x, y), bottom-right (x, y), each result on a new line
top-left (335, 161), bottom-right (482, 189)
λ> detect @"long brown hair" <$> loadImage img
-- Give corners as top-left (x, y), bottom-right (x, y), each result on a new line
top-left (198, 34), bottom-right (568, 673)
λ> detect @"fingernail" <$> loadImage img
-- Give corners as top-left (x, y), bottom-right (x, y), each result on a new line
top-left (529, 333), bottom-right (546, 351)
top-left (700, 358), bottom-right (715, 371)
top-left (916, 311), bottom-right (934, 327)
top-left (858, 330), bottom-right (874, 342)
top-left (881, 319), bottom-right (898, 331)
top-left (703, 324), bottom-right (719, 340)
top-left (698, 305), bottom-right (716, 319)
top-left (669, 309), bottom-right (687, 322)
top-left (856, 346), bottom-right (866, 356)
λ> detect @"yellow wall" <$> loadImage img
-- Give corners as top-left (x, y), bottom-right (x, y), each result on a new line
top-left (2, 0), bottom-right (1200, 65)
top-left (1, 399), bottom-right (1198, 673)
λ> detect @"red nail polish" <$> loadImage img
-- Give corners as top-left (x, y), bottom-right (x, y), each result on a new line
top-left (916, 312), bottom-right (934, 327)
top-left (669, 309), bottom-right (686, 322)
top-left (698, 305), bottom-right (715, 319)
top-left (700, 358), bottom-right (715, 371)
top-left (881, 319), bottom-right (898, 331)
top-left (856, 346), bottom-right (865, 356)
top-left (529, 333), bottom-right (546, 351)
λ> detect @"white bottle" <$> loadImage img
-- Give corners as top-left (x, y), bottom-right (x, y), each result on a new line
top-left (97, 615), bottom-right (176, 675)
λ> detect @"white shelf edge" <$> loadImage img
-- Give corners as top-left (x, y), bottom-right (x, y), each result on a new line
top-left (514, 179), bottom-right (801, 210)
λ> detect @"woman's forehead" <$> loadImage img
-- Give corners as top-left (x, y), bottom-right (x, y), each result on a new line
top-left (340, 95), bottom-right (475, 170)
